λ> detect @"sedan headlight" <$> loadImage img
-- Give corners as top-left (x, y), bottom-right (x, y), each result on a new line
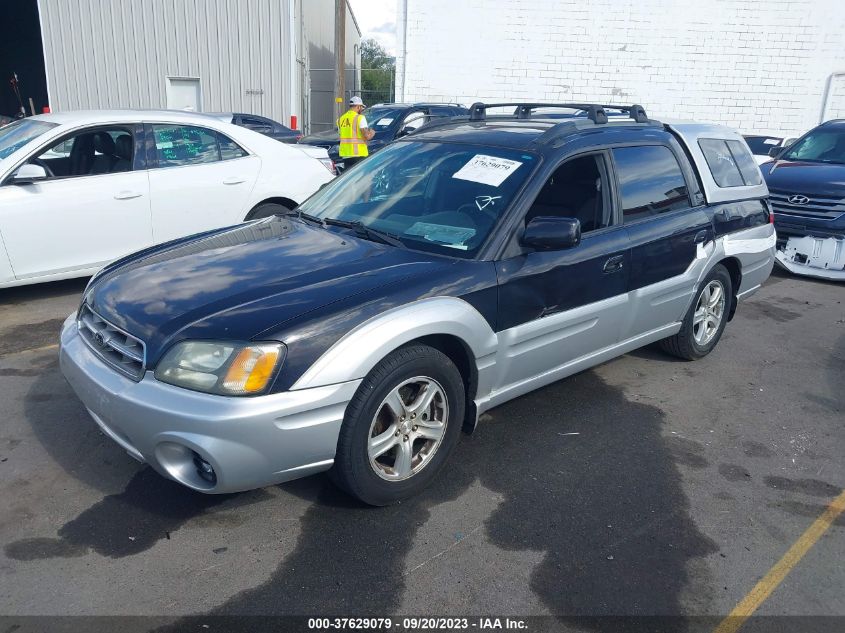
top-left (155, 341), bottom-right (285, 396)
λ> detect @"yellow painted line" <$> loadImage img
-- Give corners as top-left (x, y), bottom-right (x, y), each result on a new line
top-left (0, 343), bottom-right (59, 358)
top-left (713, 488), bottom-right (845, 633)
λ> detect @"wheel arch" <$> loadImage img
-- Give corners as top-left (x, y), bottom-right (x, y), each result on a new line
top-left (405, 334), bottom-right (479, 434)
top-left (244, 196), bottom-right (299, 220)
top-left (291, 298), bottom-right (497, 430)
top-left (716, 256), bottom-right (742, 321)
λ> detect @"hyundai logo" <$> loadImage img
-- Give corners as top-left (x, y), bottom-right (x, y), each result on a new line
top-left (787, 195), bottom-right (810, 205)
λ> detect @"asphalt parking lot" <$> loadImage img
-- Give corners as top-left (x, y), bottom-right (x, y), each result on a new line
top-left (0, 269), bottom-right (843, 630)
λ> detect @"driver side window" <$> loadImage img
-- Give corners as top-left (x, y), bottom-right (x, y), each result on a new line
top-left (32, 127), bottom-right (135, 179)
top-left (525, 153), bottom-right (613, 234)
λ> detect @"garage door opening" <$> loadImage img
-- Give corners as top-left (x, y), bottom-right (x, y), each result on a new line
top-left (0, 0), bottom-right (48, 118)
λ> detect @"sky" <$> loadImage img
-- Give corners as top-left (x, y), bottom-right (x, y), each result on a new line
top-left (348, 0), bottom-right (398, 56)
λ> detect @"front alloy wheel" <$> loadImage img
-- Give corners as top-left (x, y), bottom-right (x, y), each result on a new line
top-left (331, 344), bottom-right (465, 505)
top-left (368, 377), bottom-right (449, 481)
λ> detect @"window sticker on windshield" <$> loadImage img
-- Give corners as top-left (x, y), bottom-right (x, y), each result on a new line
top-left (452, 154), bottom-right (523, 187)
top-left (763, 138), bottom-right (779, 145)
top-left (376, 117), bottom-right (394, 126)
top-left (156, 141), bottom-right (174, 149)
top-left (406, 222), bottom-right (475, 248)
top-left (475, 195), bottom-right (501, 210)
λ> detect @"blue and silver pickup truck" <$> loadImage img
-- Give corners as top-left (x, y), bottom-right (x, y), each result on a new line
top-left (60, 102), bottom-right (776, 505)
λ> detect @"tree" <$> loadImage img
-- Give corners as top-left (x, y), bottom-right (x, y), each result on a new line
top-left (359, 38), bottom-right (395, 104)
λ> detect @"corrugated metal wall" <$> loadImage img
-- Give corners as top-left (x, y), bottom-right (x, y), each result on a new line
top-left (38, 0), bottom-right (294, 122)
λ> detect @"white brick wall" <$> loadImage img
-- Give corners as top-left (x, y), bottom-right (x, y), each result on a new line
top-left (395, 0), bottom-right (845, 136)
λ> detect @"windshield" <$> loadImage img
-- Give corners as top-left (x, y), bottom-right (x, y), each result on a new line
top-left (781, 128), bottom-right (845, 164)
top-left (362, 107), bottom-right (404, 131)
top-left (298, 141), bottom-right (537, 258)
top-left (0, 119), bottom-right (58, 160)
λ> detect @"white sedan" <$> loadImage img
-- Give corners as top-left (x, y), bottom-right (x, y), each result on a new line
top-left (0, 110), bottom-right (335, 288)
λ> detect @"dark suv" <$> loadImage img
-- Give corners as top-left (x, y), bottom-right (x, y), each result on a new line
top-left (762, 119), bottom-right (845, 280)
top-left (60, 102), bottom-right (775, 505)
top-left (298, 102), bottom-right (468, 170)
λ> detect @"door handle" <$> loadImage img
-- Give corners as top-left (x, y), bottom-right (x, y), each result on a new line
top-left (603, 255), bottom-right (624, 273)
top-left (223, 177), bottom-right (246, 185)
top-left (114, 191), bottom-right (142, 200)
top-left (694, 230), bottom-right (708, 244)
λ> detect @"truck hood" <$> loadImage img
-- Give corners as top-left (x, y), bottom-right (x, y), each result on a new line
top-left (85, 218), bottom-right (449, 364)
top-left (762, 160), bottom-right (845, 198)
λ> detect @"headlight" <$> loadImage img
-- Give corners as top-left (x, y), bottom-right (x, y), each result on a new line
top-left (155, 341), bottom-right (285, 396)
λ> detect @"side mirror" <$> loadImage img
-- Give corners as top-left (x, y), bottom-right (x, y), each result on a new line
top-left (768, 146), bottom-right (781, 158)
top-left (11, 163), bottom-right (48, 184)
top-left (396, 127), bottom-right (413, 138)
top-left (521, 216), bottom-right (581, 251)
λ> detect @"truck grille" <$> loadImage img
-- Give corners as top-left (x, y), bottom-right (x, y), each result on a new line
top-left (769, 190), bottom-right (845, 220)
top-left (77, 304), bottom-right (146, 381)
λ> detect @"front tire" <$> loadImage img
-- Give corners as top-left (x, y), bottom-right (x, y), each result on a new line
top-left (659, 264), bottom-right (732, 360)
top-left (330, 344), bottom-right (465, 506)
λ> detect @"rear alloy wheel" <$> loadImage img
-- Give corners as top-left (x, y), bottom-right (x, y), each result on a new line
top-left (331, 344), bottom-right (465, 505)
top-left (692, 280), bottom-right (726, 347)
top-left (659, 264), bottom-right (732, 360)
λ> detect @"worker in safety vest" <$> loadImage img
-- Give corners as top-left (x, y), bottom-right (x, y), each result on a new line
top-left (337, 96), bottom-right (374, 169)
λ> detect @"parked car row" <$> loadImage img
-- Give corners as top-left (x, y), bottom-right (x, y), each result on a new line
top-left (298, 102), bottom-right (469, 170)
top-left (58, 101), bottom-right (777, 504)
top-left (0, 109), bottom-right (334, 287)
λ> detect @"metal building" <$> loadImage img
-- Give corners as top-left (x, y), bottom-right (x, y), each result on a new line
top-left (15, 0), bottom-right (360, 133)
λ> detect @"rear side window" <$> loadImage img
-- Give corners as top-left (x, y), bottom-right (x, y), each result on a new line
top-left (698, 138), bottom-right (762, 187)
top-left (152, 124), bottom-right (219, 167)
top-left (726, 140), bottom-right (763, 185)
top-left (612, 145), bottom-right (690, 222)
top-left (218, 133), bottom-right (248, 160)
top-left (239, 116), bottom-right (273, 135)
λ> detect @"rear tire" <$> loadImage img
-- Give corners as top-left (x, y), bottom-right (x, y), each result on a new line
top-left (330, 344), bottom-right (465, 506)
top-left (245, 202), bottom-right (291, 221)
top-left (659, 264), bottom-right (732, 360)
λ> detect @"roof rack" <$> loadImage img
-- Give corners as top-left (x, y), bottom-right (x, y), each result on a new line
top-left (467, 102), bottom-right (650, 125)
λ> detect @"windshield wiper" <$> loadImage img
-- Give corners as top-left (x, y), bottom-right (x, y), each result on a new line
top-left (285, 209), bottom-right (326, 227)
top-left (322, 218), bottom-right (404, 247)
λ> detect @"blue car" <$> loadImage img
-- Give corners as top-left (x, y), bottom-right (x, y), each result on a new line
top-left (761, 119), bottom-right (845, 280)
top-left (60, 102), bottom-right (775, 505)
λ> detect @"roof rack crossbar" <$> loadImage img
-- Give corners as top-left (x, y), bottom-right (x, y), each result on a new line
top-left (468, 102), bottom-right (649, 124)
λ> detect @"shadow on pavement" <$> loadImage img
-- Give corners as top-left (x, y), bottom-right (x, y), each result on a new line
top-left (165, 371), bottom-right (718, 624)
top-left (20, 350), bottom-right (717, 621)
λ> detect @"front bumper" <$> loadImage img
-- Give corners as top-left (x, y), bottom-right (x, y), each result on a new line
top-left (59, 314), bottom-right (361, 493)
top-left (775, 235), bottom-right (845, 281)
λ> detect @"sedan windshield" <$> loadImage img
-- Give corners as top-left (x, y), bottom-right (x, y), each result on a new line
top-left (781, 128), bottom-right (845, 164)
top-left (298, 141), bottom-right (537, 258)
top-left (0, 119), bottom-right (57, 160)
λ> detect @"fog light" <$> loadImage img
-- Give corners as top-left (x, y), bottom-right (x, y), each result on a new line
top-left (156, 442), bottom-right (219, 491)
top-left (193, 452), bottom-right (217, 486)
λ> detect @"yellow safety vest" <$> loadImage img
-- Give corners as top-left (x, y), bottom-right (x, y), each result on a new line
top-left (337, 110), bottom-right (368, 158)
